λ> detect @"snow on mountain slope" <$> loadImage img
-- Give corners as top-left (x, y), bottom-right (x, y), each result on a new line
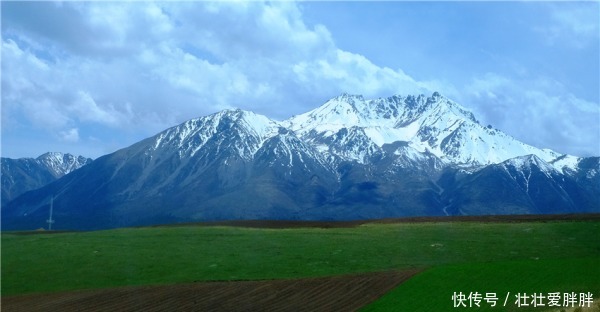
top-left (1, 152), bottom-right (92, 205)
top-left (151, 109), bottom-right (282, 160)
top-left (549, 154), bottom-right (583, 174)
top-left (112, 109), bottom-right (290, 194)
top-left (254, 128), bottom-right (333, 173)
top-left (122, 92), bottom-right (580, 174)
top-left (4, 92), bottom-right (598, 231)
top-left (502, 154), bottom-right (558, 177)
top-left (390, 144), bottom-right (444, 170)
top-left (36, 152), bottom-right (92, 178)
top-left (286, 92), bottom-right (577, 170)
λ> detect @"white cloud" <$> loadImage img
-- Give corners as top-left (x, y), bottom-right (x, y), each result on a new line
top-left (59, 128), bottom-right (80, 143)
top-left (2, 39), bottom-right (138, 130)
top-left (535, 3), bottom-right (599, 48)
top-left (2, 1), bottom-right (597, 158)
top-left (293, 49), bottom-right (431, 99)
top-left (167, 2), bottom-right (334, 63)
top-left (68, 91), bottom-right (133, 127)
top-left (3, 1), bottom-right (434, 123)
top-left (22, 100), bottom-right (71, 130)
top-left (463, 73), bottom-right (600, 157)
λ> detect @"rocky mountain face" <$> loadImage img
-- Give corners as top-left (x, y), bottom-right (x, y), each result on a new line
top-left (2, 93), bottom-right (598, 230)
top-left (1, 153), bottom-right (92, 205)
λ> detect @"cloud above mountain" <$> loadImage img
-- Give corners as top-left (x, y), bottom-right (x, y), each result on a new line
top-left (1, 1), bottom-right (598, 158)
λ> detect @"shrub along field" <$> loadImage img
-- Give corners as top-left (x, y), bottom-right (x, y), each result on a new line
top-left (2, 219), bottom-right (599, 310)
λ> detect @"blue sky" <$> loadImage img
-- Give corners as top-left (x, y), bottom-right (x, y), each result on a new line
top-left (2, 1), bottom-right (599, 159)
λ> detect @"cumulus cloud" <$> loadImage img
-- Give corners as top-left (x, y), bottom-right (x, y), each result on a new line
top-left (2, 2), bottom-right (433, 131)
top-left (2, 39), bottom-right (137, 130)
top-left (167, 2), bottom-right (334, 63)
top-left (68, 91), bottom-right (133, 126)
top-left (1, 1), bottom-right (597, 158)
top-left (463, 73), bottom-right (600, 156)
top-left (59, 128), bottom-right (80, 143)
top-left (293, 49), bottom-right (431, 98)
top-left (535, 3), bottom-right (599, 48)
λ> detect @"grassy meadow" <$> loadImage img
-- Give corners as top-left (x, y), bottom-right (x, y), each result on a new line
top-left (363, 257), bottom-right (600, 311)
top-left (2, 220), bottom-right (600, 310)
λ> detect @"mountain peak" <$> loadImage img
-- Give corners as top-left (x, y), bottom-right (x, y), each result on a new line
top-left (3, 92), bottom-right (598, 230)
top-left (36, 151), bottom-right (92, 163)
top-left (17, 152), bottom-right (93, 179)
top-left (150, 108), bottom-right (282, 160)
top-left (421, 92), bottom-right (478, 124)
top-left (334, 93), bottom-right (365, 103)
top-left (215, 108), bottom-right (254, 119)
top-left (37, 151), bottom-right (64, 158)
top-left (221, 109), bottom-right (282, 139)
top-left (284, 92), bottom-right (576, 168)
top-left (37, 151), bottom-right (72, 162)
top-left (502, 154), bottom-right (558, 175)
top-left (286, 92), bottom-right (476, 136)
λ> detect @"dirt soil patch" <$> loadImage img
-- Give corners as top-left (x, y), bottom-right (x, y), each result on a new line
top-left (7, 214), bottom-right (599, 234)
top-left (157, 213), bottom-right (600, 229)
top-left (2, 269), bottom-right (421, 312)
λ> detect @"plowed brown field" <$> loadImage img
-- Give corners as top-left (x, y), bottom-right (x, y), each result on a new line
top-left (3, 269), bottom-right (421, 312)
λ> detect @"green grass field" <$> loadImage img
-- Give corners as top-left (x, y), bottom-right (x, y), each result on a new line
top-left (362, 257), bottom-right (600, 311)
top-left (2, 220), bottom-right (600, 310)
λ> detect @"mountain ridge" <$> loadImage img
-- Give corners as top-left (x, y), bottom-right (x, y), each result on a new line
top-left (2, 92), bottom-right (598, 230)
top-left (286, 92), bottom-right (578, 169)
top-left (1, 152), bottom-right (92, 205)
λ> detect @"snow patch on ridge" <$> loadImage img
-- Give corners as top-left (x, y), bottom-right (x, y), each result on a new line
top-left (36, 152), bottom-right (92, 177)
top-left (144, 92), bottom-right (584, 174)
top-left (151, 109), bottom-right (282, 160)
top-left (285, 92), bottom-right (581, 170)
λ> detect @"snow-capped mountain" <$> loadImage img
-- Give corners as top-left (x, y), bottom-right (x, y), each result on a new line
top-left (286, 92), bottom-right (579, 169)
top-left (36, 152), bottom-right (93, 178)
top-left (150, 109), bottom-right (283, 160)
top-left (2, 93), bottom-right (598, 230)
top-left (443, 154), bottom-right (599, 216)
top-left (1, 152), bottom-right (92, 205)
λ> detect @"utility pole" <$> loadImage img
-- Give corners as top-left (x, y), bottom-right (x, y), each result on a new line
top-left (47, 195), bottom-right (55, 231)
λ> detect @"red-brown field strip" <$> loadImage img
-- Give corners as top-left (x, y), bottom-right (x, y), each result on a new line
top-left (8, 213), bottom-right (599, 236)
top-left (2, 269), bottom-right (421, 312)
top-left (156, 213), bottom-right (600, 229)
